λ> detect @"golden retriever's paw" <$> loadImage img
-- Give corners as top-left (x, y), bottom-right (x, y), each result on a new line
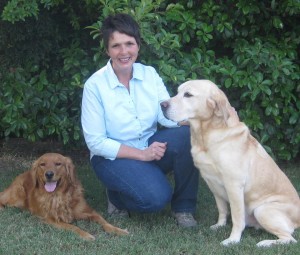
top-left (256, 238), bottom-right (297, 247)
top-left (221, 238), bottom-right (240, 246)
top-left (119, 228), bottom-right (129, 235)
top-left (82, 233), bottom-right (96, 241)
top-left (103, 223), bottom-right (129, 235)
top-left (111, 227), bottom-right (129, 235)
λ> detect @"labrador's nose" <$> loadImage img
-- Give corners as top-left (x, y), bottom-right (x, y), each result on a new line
top-left (160, 101), bottom-right (169, 111)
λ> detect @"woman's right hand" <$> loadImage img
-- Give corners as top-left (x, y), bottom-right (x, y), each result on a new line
top-left (142, 142), bottom-right (167, 161)
top-left (117, 142), bottom-right (167, 161)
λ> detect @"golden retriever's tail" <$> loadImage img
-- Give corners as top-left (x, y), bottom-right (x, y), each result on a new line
top-left (297, 199), bottom-right (300, 228)
top-left (0, 190), bottom-right (10, 209)
top-left (0, 191), bottom-right (6, 209)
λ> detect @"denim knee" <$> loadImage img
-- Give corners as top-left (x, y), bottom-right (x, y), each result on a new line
top-left (132, 186), bottom-right (172, 213)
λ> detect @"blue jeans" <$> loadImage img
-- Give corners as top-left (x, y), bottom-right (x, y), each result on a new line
top-left (91, 126), bottom-right (199, 214)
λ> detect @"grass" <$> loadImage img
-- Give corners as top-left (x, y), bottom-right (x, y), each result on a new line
top-left (0, 154), bottom-right (299, 255)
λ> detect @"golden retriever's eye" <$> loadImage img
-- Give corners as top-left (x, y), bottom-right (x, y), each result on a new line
top-left (40, 163), bottom-right (46, 167)
top-left (55, 162), bottom-right (62, 166)
top-left (184, 92), bottom-right (193, 98)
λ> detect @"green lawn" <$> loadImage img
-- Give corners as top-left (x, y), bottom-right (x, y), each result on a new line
top-left (0, 155), bottom-right (299, 255)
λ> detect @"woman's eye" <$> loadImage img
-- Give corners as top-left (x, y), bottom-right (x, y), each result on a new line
top-left (184, 92), bottom-right (193, 98)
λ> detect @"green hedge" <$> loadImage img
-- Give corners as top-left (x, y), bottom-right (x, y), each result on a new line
top-left (1, 0), bottom-right (299, 160)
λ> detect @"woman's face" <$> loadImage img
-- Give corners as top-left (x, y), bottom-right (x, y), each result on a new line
top-left (107, 31), bottom-right (140, 74)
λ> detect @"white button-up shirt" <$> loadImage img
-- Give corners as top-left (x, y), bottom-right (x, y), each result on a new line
top-left (81, 60), bottom-right (178, 160)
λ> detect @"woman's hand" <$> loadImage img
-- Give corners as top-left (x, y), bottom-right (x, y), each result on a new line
top-left (142, 142), bottom-right (167, 161)
top-left (117, 142), bottom-right (167, 161)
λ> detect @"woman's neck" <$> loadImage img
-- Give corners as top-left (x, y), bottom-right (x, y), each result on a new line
top-left (114, 67), bottom-right (133, 89)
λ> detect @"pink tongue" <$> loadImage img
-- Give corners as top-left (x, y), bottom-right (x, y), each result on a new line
top-left (45, 181), bottom-right (57, 192)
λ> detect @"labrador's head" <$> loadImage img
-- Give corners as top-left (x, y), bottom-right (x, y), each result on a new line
top-left (161, 80), bottom-right (235, 125)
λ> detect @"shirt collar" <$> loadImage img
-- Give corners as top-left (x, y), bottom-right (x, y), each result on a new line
top-left (107, 59), bottom-right (143, 89)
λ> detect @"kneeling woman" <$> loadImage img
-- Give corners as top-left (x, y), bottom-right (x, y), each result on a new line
top-left (81, 13), bottom-right (199, 227)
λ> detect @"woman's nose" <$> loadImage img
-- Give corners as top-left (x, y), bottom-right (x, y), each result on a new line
top-left (119, 45), bottom-right (127, 54)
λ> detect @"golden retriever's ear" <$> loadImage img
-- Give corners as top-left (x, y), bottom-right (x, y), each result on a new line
top-left (31, 158), bottom-right (41, 188)
top-left (32, 158), bottom-right (39, 170)
top-left (65, 157), bottom-right (77, 184)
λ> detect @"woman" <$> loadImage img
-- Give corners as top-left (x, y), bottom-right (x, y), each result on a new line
top-left (81, 13), bottom-right (199, 227)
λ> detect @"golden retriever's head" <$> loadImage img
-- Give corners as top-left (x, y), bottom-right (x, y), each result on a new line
top-left (161, 80), bottom-right (238, 126)
top-left (32, 153), bottom-right (76, 193)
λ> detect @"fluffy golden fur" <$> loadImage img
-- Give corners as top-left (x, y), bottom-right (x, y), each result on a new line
top-left (161, 80), bottom-right (300, 247)
top-left (0, 153), bottom-right (128, 240)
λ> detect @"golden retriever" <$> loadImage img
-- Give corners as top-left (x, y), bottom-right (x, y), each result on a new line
top-left (161, 80), bottom-right (300, 247)
top-left (0, 153), bottom-right (128, 240)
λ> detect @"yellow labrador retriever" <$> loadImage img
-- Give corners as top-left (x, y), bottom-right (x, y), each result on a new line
top-left (161, 79), bottom-right (300, 247)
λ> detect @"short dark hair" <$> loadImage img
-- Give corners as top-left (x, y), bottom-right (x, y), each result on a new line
top-left (101, 13), bottom-right (141, 50)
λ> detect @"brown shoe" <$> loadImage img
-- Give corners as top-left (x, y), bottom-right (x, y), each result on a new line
top-left (106, 191), bottom-right (129, 218)
top-left (172, 212), bottom-right (197, 227)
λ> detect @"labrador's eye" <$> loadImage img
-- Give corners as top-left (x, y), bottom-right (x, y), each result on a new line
top-left (184, 92), bottom-right (193, 98)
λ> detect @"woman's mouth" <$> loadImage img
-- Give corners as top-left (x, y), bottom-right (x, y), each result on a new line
top-left (119, 57), bottom-right (131, 63)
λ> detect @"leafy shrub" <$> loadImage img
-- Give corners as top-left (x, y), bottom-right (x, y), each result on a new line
top-left (0, 0), bottom-right (97, 146)
top-left (0, 66), bottom-right (81, 144)
top-left (1, 0), bottom-right (299, 160)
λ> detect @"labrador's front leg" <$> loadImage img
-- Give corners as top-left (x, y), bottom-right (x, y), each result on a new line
top-left (221, 184), bottom-right (246, 246)
top-left (210, 194), bottom-right (228, 230)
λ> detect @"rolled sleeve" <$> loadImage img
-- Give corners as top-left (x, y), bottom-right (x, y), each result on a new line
top-left (84, 135), bottom-right (121, 160)
top-left (81, 75), bottom-right (121, 160)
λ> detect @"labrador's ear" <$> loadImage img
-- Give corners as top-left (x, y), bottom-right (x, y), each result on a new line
top-left (64, 156), bottom-right (77, 184)
top-left (207, 97), bottom-right (216, 110)
top-left (209, 89), bottom-right (232, 125)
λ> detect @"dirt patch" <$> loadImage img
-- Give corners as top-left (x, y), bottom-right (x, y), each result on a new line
top-left (0, 138), bottom-right (90, 173)
top-left (0, 154), bottom-right (33, 172)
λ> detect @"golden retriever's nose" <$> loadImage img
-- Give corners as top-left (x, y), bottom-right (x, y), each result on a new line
top-left (45, 171), bottom-right (54, 180)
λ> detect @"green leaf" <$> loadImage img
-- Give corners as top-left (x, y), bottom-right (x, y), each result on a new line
top-left (289, 112), bottom-right (299, 125)
top-left (37, 129), bottom-right (44, 138)
top-left (224, 78), bottom-right (232, 88)
top-left (2, 0), bottom-right (39, 23)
